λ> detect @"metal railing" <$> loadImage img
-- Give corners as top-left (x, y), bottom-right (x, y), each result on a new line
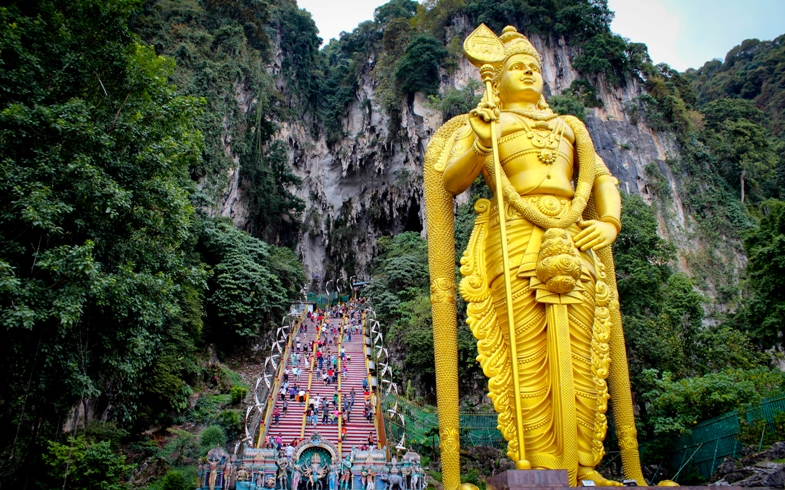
top-left (242, 308), bottom-right (307, 450)
top-left (383, 394), bottom-right (504, 452)
top-left (668, 394), bottom-right (785, 481)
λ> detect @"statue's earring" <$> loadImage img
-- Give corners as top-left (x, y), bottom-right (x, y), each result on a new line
top-left (491, 82), bottom-right (503, 110)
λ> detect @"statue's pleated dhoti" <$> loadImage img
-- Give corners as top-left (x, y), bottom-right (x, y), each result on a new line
top-left (463, 199), bottom-right (611, 484)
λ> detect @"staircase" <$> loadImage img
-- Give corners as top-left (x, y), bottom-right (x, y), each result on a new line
top-left (264, 310), bottom-right (377, 454)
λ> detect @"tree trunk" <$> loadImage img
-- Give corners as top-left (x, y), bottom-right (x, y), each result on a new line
top-left (741, 169), bottom-right (747, 203)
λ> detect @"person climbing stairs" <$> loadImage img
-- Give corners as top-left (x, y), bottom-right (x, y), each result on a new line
top-left (263, 305), bottom-right (378, 455)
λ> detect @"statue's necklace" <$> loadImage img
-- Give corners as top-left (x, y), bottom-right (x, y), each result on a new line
top-left (504, 108), bottom-right (559, 121)
top-left (509, 112), bottom-right (565, 165)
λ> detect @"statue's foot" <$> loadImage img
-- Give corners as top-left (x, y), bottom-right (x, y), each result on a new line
top-left (576, 467), bottom-right (623, 487)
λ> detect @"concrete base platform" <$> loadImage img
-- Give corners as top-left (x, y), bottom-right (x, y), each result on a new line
top-left (484, 470), bottom-right (742, 489)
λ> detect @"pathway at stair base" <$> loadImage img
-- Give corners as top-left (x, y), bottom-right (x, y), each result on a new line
top-left (230, 438), bottom-right (428, 490)
top-left (485, 469), bottom-right (741, 490)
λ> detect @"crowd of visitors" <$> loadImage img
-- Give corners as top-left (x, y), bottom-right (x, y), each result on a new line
top-left (268, 298), bottom-right (377, 451)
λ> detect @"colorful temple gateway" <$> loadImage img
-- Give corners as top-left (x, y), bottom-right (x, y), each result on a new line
top-left (197, 433), bottom-right (427, 490)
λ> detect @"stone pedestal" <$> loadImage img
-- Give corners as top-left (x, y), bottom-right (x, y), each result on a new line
top-left (484, 469), bottom-right (744, 489)
top-left (486, 470), bottom-right (568, 489)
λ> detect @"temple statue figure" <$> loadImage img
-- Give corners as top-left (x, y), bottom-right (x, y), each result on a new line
top-left (292, 467), bottom-right (302, 490)
top-left (339, 455), bottom-right (354, 490)
top-left (301, 453), bottom-right (329, 490)
top-left (276, 452), bottom-right (292, 490)
top-left (423, 24), bottom-right (649, 488)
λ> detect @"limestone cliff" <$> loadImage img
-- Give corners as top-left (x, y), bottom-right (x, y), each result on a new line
top-left (216, 17), bottom-right (738, 301)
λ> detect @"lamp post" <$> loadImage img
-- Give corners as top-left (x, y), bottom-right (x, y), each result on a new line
top-left (325, 279), bottom-right (333, 306)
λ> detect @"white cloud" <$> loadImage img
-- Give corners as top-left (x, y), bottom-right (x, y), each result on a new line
top-left (296, 0), bottom-right (389, 45)
top-left (608, 0), bottom-right (687, 69)
top-left (297, 0), bottom-right (785, 71)
top-left (608, 0), bottom-right (785, 71)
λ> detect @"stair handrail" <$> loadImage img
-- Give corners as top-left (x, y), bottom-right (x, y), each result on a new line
top-left (337, 309), bottom-right (348, 455)
top-left (242, 314), bottom-right (294, 452)
top-left (362, 307), bottom-right (391, 453)
top-left (300, 319), bottom-right (323, 438)
top-left (247, 307), bottom-right (307, 449)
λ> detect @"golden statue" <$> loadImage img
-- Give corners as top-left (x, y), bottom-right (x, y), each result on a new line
top-left (424, 25), bottom-right (648, 488)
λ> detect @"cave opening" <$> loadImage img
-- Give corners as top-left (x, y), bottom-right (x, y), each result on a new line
top-left (402, 196), bottom-right (423, 233)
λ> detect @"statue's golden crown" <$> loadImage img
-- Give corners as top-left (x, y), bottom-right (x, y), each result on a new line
top-left (499, 26), bottom-right (541, 65)
top-left (463, 24), bottom-right (540, 70)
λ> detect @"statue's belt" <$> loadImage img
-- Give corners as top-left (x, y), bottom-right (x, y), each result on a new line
top-left (488, 194), bottom-right (573, 227)
top-left (486, 196), bottom-right (595, 305)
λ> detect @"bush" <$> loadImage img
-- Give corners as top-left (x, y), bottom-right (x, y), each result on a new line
top-left (160, 470), bottom-right (190, 490)
top-left (548, 93), bottom-right (586, 122)
top-left (641, 368), bottom-right (785, 435)
top-left (565, 78), bottom-right (603, 108)
top-left (230, 386), bottom-right (248, 405)
top-left (431, 80), bottom-right (482, 120)
top-left (199, 425), bottom-right (227, 453)
top-left (162, 429), bottom-right (197, 466)
top-left (737, 410), bottom-right (785, 454)
top-left (44, 436), bottom-right (132, 490)
top-left (218, 410), bottom-right (243, 441)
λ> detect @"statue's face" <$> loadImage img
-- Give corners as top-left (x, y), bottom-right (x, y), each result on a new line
top-left (498, 54), bottom-right (543, 105)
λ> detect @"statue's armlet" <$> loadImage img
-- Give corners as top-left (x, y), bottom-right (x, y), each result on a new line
top-left (436, 116), bottom-right (485, 195)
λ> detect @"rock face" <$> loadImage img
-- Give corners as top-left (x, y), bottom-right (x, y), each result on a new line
top-left (710, 443), bottom-right (785, 488)
top-left (220, 19), bottom-right (735, 295)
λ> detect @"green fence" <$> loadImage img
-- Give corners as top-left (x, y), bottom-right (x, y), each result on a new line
top-left (383, 393), bottom-right (785, 482)
top-left (382, 395), bottom-right (505, 451)
top-left (306, 292), bottom-right (350, 308)
top-left (669, 395), bottom-right (785, 480)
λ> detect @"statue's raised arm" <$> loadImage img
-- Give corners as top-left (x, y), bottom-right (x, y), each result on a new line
top-left (423, 24), bottom-right (649, 489)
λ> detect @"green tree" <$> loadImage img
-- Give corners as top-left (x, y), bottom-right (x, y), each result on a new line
top-left (548, 93), bottom-right (586, 121)
top-left (135, 0), bottom-right (304, 245)
top-left (613, 194), bottom-right (676, 315)
top-left (0, 1), bottom-right (205, 482)
top-left (242, 139), bottom-right (305, 243)
top-left (699, 99), bottom-right (777, 202)
top-left (641, 368), bottom-right (785, 435)
top-left (44, 436), bottom-right (132, 490)
top-left (431, 79), bottom-right (482, 120)
top-left (687, 35), bottom-right (785, 138)
top-left (375, 0), bottom-right (419, 23)
top-left (160, 470), bottom-right (191, 490)
top-left (273, 1), bottom-right (323, 114)
top-left (366, 232), bottom-right (481, 399)
top-left (396, 34), bottom-right (447, 96)
top-left (198, 218), bottom-right (305, 349)
top-left (199, 425), bottom-right (227, 453)
top-left (740, 200), bottom-right (785, 348)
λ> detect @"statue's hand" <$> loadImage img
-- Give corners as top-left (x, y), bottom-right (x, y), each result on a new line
top-left (469, 100), bottom-right (500, 147)
top-left (575, 220), bottom-right (618, 251)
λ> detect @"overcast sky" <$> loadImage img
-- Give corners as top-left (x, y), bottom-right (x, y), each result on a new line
top-left (295, 0), bottom-right (785, 72)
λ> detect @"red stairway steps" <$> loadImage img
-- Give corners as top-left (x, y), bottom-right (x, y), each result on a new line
top-left (263, 312), bottom-right (378, 454)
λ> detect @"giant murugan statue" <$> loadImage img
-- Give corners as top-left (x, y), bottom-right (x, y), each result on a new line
top-left (424, 25), bottom-right (648, 488)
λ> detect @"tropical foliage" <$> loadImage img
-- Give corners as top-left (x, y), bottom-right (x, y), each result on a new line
top-left (0, 1), bottom-right (303, 486)
top-left (3, 0), bottom-right (785, 486)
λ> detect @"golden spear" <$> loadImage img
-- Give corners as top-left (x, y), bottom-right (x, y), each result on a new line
top-left (464, 24), bottom-right (531, 470)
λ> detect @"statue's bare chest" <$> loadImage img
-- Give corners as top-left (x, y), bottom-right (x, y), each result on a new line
top-left (498, 114), bottom-right (575, 166)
